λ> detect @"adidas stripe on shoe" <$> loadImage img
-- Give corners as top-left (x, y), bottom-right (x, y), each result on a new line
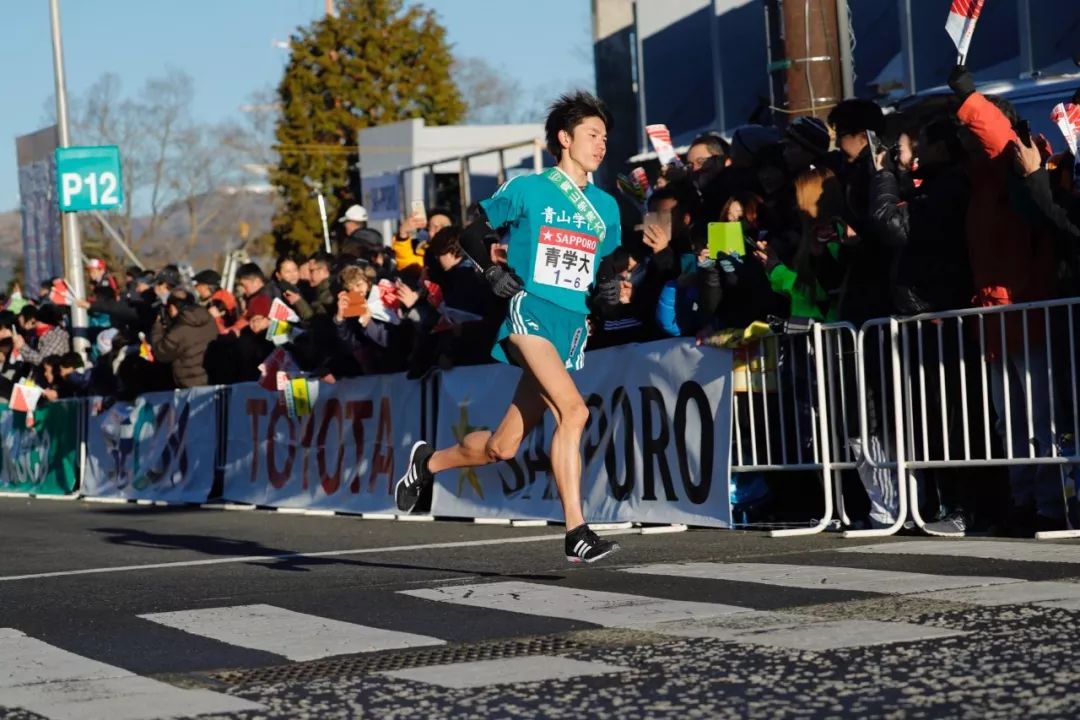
top-left (565, 524), bottom-right (621, 564)
top-left (394, 441), bottom-right (435, 514)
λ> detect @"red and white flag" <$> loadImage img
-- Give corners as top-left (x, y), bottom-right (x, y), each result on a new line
top-left (10, 381), bottom-right (42, 415)
top-left (1051, 103), bottom-right (1080, 158)
top-left (630, 167), bottom-right (651, 196)
top-left (49, 279), bottom-right (75, 306)
top-left (645, 124), bottom-right (680, 167)
top-left (945, 0), bottom-right (986, 61)
top-left (268, 297), bottom-right (299, 323)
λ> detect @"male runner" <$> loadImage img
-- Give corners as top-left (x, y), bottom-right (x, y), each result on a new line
top-left (395, 91), bottom-right (627, 563)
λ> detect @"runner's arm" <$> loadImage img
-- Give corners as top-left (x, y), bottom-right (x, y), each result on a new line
top-left (458, 207), bottom-right (525, 299)
top-left (458, 210), bottom-right (498, 272)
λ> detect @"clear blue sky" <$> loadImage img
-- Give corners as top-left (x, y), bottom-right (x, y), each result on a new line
top-left (0, 0), bottom-right (594, 211)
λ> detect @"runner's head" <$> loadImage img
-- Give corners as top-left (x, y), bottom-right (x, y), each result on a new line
top-left (545, 91), bottom-right (611, 173)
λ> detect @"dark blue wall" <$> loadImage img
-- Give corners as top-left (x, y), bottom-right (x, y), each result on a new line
top-left (641, 6), bottom-right (717, 137)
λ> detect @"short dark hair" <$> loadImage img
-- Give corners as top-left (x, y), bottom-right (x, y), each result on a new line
top-left (689, 133), bottom-right (730, 159)
top-left (985, 95), bottom-right (1020, 128)
top-left (19, 305), bottom-right (38, 322)
top-left (59, 351), bottom-right (83, 371)
top-left (427, 207), bottom-right (453, 222)
top-left (827, 99), bottom-right (885, 136)
top-left (647, 179), bottom-right (701, 218)
top-left (275, 255), bottom-right (301, 275)
top-left (544, 91), bottom-right (612, 160)
top-left (166, 288), bottom-right (196, 309)
top-left (308, 251), bottom-right (334, 270)
top-left (235, 263), bottom-right (265, 282)
top-left (426, 226), bottom-right (464, 258)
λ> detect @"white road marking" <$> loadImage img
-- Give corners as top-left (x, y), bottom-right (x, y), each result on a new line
top-left (0, 628), bottom-right (261, 720)
top-left (622, 562), bottom-right (1021, 595)
top-left (640, 524), bottom-right (688, 535)
top-left (842, 540), bottom-right (1080, 564)
top-left (402, 581), bottom-right (749, 627)
top-left (380, 656), bottom-right (631, 689)
top-left (139, 604), bottom-right (442, 661)
top-left (0, 531), bottom-right (640, 584)
top-left (924, 581), bottom-right (1080, 607)
top-left (402, 581), bottom-right (967, 651)
top-left (651, 615), bottom-right (965, 650)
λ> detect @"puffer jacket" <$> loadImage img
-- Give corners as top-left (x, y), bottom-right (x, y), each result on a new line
top-left (956, 92), bottom-right (1057, 357)
top-left (151, 305), bottom-right (218, 388)
top-left (956, 92), bottom-right (1055, 307)
top-left (869, 166), bottom-right (972, 314)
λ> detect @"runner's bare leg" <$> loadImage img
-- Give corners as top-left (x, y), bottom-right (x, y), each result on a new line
top-left (427, 371), bottom-right (547, 473)
top-left (503, 335), bottom-right (589, 531)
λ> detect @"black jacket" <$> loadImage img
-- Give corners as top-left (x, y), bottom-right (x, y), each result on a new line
top-left (870, 166), bottom-right (972, 314)
top-left (834, 148), bottom-right (895, 322)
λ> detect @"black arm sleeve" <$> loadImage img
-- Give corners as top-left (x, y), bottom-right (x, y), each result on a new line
top-left (869, 169), bottom-right (911, 248)
top-left (458, 208), bottom-right (497, 272)
top-left (1015, 168), bottom-right (1080, 242)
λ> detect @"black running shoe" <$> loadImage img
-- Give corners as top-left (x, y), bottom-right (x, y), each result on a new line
top-left (565, 524), bottom-right (621, 564)
top-left (395, 441), bottom-right (434, 513)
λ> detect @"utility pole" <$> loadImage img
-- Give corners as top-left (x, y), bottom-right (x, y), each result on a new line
top-left (325, 0), bottom-right (336, 18)
top-left (48, 0), bottom-right (89, 354)
top-left (779, 0), bottom-right (845, 121)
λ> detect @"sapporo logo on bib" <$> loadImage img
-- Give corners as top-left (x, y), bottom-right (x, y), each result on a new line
top-left (532, 224), bottom-right (598, 290)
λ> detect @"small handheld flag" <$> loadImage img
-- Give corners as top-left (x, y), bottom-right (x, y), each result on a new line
top-left (645, 124), bottom-right (680, 167)
top-left (49, 279), bottom-right (75, 306)
top-left (945, 0), bottom-right (986, 65)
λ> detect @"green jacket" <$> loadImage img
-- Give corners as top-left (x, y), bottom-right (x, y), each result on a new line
top-left (767, 244), bottom-right (840, 322)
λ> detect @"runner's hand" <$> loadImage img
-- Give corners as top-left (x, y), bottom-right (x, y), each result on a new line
top-left (484, 265), bottom-right (524, 299)
top-left (596, 274), bottom-right (621, 306)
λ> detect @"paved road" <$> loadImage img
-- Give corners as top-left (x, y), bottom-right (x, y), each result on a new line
top-left (1, 497), bottom-right (1079, 719)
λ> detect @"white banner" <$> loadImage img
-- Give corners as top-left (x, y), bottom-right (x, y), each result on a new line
top-left (222, 374), bottom-right (423, 513)
top-left (83, 387), bottom-right (218, 502)
top-left (430, 340), bottom-right (733, 527)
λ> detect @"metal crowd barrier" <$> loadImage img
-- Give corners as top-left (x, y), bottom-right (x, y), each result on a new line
top-left (729, 325), bottom-right (854, 537)
top-left (883, 299), bottom-right (1080, 540)
top-left (741, 299), bottom-right (1080, 541)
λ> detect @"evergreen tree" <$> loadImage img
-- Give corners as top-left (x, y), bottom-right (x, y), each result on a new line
top-left (271, 0), bottom-right (465, 255)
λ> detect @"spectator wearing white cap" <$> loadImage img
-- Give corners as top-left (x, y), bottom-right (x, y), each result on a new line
top-left (338, 204), bottom-right (369, 238)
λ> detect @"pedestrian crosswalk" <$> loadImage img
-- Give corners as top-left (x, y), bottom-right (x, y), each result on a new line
top-left (620, 562), bottom-right (1019, 595)
top-left (0, 628), bottom-right (261, 720)
top-left (3, 539), bottom-right (1080, 719)
top-left (139, 604), bottom-right (444, 661)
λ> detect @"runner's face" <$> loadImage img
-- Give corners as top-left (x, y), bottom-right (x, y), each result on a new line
top-left (567, 117), bottom-right (607, 172)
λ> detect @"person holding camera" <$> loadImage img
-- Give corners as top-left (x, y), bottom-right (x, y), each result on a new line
top-left (192, 269), bottom-right (239, 335)
top-left (150, 289), bottom-right (218, 389)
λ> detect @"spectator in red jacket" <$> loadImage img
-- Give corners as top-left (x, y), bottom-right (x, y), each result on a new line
top-left (949, 65), bottom-right (1062, 532)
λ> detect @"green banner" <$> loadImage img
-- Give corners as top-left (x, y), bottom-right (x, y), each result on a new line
top-left (0, 400), bottom-right (80, 495)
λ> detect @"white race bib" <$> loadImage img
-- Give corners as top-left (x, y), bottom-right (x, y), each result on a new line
top-left (532, 225), bottom-right (599, 291)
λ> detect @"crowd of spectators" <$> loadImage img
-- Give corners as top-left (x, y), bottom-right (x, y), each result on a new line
top-left (2, 65), bottom-right (1079, 533)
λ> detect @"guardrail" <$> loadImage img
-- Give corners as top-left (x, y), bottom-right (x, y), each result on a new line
top-left (4, 300), bottom-right (1078, 539)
